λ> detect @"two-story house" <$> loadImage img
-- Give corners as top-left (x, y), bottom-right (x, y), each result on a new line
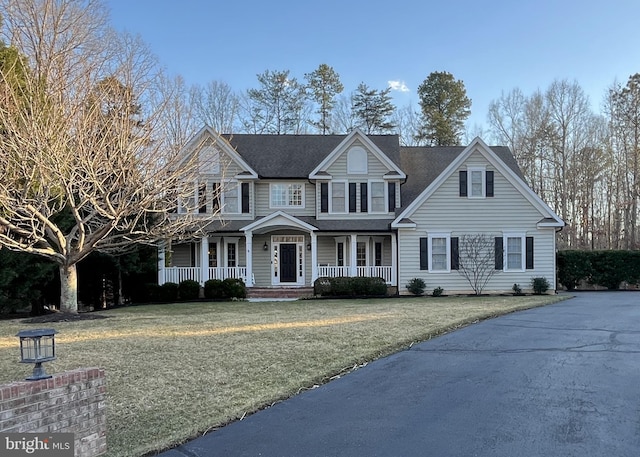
top-left (158, 126), bottom-right (564, 296)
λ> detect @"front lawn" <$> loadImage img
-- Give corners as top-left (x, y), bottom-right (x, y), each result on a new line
top-left (0, 295), bottom-right (566, 457)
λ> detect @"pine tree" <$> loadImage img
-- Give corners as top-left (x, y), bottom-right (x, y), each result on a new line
top-left (416, 71), bottom-right (471, 146)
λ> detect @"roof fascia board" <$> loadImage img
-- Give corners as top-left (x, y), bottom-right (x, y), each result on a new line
top-left (240, 211), bottom-right (318, 232)
top-left (392, 137), bottom-right (564, 227)
top-left (177, 125), bottom-right (258, 178)
top-left (309, 129), bottom-right (405, 179)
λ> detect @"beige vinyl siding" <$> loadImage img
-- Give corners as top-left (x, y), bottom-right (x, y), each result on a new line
top-left (255, 181), bottom-right (315, 217)
top-left (170, 244), bottom-right (192, 267)
top-left (251, 234), bottom-right (272, 287)
top-left (325, 141), bottom-right (392, 179)
top-left (315, 235), bottom-right (392, 266)
top-left (398, 151), bottom-right (558, 294)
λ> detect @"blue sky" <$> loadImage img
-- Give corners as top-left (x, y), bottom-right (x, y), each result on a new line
top-left (106, 0), bottom-right (640, 132)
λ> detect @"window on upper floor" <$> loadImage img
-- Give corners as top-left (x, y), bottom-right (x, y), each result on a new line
top-left (370, 181), bottom-right (386, 213)
top-left (222, 181), bottom-right (238, 214)
top-left (330, 181), bottom-right (347, 213)
top-left (178, 180), bottom-right (249, 215)
top-left (347, 146), bottom-right (367, 174)
top-left (199, 145), bottom-right (220, 174)
top-left (459, 169), bottom-right (494, 198)
top-left (270, 183), bottom-right (304, 208)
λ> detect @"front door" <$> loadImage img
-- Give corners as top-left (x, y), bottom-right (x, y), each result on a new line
top-left (279, 244), bottom-right (297, 283)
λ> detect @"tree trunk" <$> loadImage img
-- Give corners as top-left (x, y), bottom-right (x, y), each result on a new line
top-left (59, 264), bottom-right (78, 313)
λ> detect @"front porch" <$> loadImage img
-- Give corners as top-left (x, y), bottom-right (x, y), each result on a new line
top-left (158, 212), bottom-right (397, 291)
top-left (159, 264), bottom-right (394, 287)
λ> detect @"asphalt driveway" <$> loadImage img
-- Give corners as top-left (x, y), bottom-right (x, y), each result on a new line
top-left (161, 292), bottom-right (640, 457)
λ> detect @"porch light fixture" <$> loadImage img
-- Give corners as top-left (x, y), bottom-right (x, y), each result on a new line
top-left (263, 242), bottom-right (268, 251)
top-left (307, 243), bottom-right (311, 251)
top-left (16, 328), bottom-right (57, 381)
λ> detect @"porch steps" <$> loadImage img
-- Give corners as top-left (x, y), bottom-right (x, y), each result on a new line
top-left (247, 287), bottom-right (314, 300)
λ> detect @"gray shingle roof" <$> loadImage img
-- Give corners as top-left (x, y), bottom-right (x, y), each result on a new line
top-left (222, 134), bottom-right (401, 178)
top-left (204, 135), bottom-right (523, 233)
top-left (397, 146), bottom-right (523, 212)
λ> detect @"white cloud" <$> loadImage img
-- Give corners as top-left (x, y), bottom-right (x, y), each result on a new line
top-left (388, 80), bottom-right (410, 92)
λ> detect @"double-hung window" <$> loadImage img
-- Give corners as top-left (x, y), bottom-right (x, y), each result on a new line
top-left (429, 234), bottom-right (450, 272)
top-left (370, 181), bottom-right (386, 213)
top-left (331, 182), bottom-right (347, 213)
top-left (497, 233), bottom-right (534, 271)
top-left (221, 180), bottom-right (239, 214)
top-left (270, 183), bottom-right (304, 208)
top-left (420, 234), bottom-right (459, 272)
top-left (459, 168), bottom-right (494, 198)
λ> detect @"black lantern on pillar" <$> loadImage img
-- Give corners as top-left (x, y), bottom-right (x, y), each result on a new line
top-left (16, 328), bottom-right (57, 381)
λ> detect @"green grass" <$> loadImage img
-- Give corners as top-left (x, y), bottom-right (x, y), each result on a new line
top-left (0, 295), bottom-right (566, 457)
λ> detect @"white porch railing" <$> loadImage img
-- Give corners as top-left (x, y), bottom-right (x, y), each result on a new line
top-left (162, 267), bottom-right (247, 285)
top-left (357, 266), bottom-right (393, 284)
top-left (208, 267), bottom-right (247, 281)
top-left (163, 267), bottom-right (201, 284)
top-left (317, 265), bottom-right (393, 284)
top-left (317, 265), bottom-right (351, 278)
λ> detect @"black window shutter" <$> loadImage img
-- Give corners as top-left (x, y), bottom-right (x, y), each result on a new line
top-left (420, 237), bottom-right (428, 270)
top-left (495, 237), bottom-right (503, 270)
top-left (526, 236), bottom-right (534, 269)
top-left (451, 237), bottom-right (459, 270)
top-left (241, 183), bottom-right (250, 213)
top-left (486, 171), bottom-right (494, 197)
top-left (360, 183), bottom-right (368, 212)
top-left (388, 182), bottom-right (396, 212)
top-left (320, 182), bottom-right (328, 213)
top-left (349, 183), bottom-right (357, 213)
top-left (459, 171), bottom-right (467, 197)
top-left (212, 182), bottom-right (220, 212)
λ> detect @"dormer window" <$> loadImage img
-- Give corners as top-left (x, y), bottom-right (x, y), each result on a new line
top-left (347, 146), bottom-right (367, 174)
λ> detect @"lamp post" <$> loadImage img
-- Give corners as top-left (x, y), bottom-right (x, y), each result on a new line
top-left (16, 328), bottom-right (57, 381)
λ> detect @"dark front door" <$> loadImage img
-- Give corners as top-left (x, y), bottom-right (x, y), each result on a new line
top-left (280, 244), bottom-right (297, 283)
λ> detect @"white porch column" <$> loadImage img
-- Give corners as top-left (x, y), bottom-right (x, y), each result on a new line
top-left (311, 232), bottom-right (318, 282)
top-left (391, 232), bottom-right (398, 286)
top-left (245, 230), bottom-right (253, 287)
top-left (350, 234), bottom-right (358, 277)
top-left (157, 243), bottom-right (166, 285)
top-left (200, 236), bottom-right (209, 286)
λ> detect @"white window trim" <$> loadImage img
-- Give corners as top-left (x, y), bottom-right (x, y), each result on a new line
top-left (329, 180), bottom-right (348, 214)
top-left (347, 146), bottom-right (368, 174)
top-left (220, 179), bottom-right (240, 215)
top-left (224, 237), bottom-right (240, 268)
top-left (468, 166), bottom-right (486, 199)
top-left (428, 232), bottom-right (451, 273)
top-left (356, 238), bottom-right (370, 267)
top-left (503, 232), bottom-right (526, 272)
top-left (269, 182), bottom-right (305, 209)
top-left (368, 180), bottom-right (388, 214)
top-left (199, 145), bottom-right (221, 175)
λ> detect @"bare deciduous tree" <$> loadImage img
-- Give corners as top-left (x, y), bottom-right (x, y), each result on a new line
top-left (190, 79), bottom-right (240, 134)
top-left (457, 234), bottom-right (500, 295)
top-left (0, 0), bottom-right (215, 313)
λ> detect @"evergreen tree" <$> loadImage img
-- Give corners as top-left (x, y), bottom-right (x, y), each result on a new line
top-left (352, 83), bottom-right (396, 134)
top-left (244, 69), bottom-right (308, 134)
top-left (416, 71), bottom-right (471, 146)
top-left (305, 63), bottom-right (344, 134)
